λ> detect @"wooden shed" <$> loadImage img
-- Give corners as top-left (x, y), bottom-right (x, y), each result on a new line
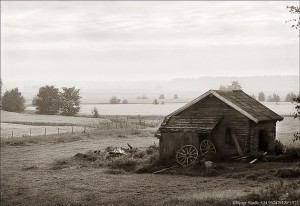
top-left (155, 90), bottom-right (284, 162)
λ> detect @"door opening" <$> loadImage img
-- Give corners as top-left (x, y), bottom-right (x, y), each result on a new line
top-left (259, 130), bottom-right (268, 152)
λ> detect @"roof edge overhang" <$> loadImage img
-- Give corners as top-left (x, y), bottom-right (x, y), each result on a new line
top-left (161, 90), bottom-right (283, 125)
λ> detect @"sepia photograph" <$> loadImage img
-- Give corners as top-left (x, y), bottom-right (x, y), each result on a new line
top-left (1, 0), bottom-right (299, 205)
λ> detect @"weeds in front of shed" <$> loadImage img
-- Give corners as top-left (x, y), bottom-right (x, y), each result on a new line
top-left (50, 144), bottom-right (162, 173)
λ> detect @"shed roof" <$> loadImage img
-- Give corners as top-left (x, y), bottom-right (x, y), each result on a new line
top-left (155, 115), bottom-right (223, 137)
top-left (162, 115), bottom-right (223, 130)
top-left (162, 90), bottom-right (283, 124)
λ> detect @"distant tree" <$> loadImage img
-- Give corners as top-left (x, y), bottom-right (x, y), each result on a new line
top-left (228, 81), bottom-right (242, 90)
top-left (2, 88), bottom-right (26, 113)
top-left (141, 95), bottom-right (148, 99)
top-left (251, 94), bottom-right (256, 100)
top-left (153, 99), bottom-right (159, 105)
top-left (161, 101), bottom-right (165, 105)
top-left (91, 107), bottom-right (99, 118)
top-left (122, 99), bottom-right (128, 104)
top-left (267, 94), bottom-right (280, 102)
top-left (60, 87), bottom-right (81, 116)
top-left (110, 96), bottom-right (121, 104)
top-left (174, 94), bottom-right (179, 99)
top-left (34, 85), bottom-right (61, 115)
top-left (267, 95), bottom-right (273, 102)
top-left (293, 95), bottom-right (300, 141)
top-left (287, 5), bottom-right (300, 29)
top-left (159, 94), bottom-right (165, 99)
top-left (137, 96), bottom-right (141, 100)
top-left (219, 81), bottom-right (242, 91)
top-left (258, 92), bottom-right (265, 101)
top-left (219, 85), bottom-right (226, 91)
top-left (273, 94), bottom-right (280, 102)
top-left (287, 5), bottom-right (300, 142)
top-left (285, 92), bottom-right (297, 102)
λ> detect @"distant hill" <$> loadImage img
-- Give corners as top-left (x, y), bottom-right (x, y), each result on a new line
top-left (2, 75), bottom-right (298, 103)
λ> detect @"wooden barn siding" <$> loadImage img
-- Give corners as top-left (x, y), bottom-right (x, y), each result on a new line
top-left (173, 95), bottom-right (251, 156)
top-left (160, 132), bottom-right (198, 161)
top-left (251, 121), bottom-right (276, 152)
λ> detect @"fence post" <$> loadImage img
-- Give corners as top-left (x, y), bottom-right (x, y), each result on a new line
top-left (45, 128), bottom-right (46, 137)
top-left (30, 129), bottom-right (31, 137)
top-left (12, 131), bottom-right (13, 138)
top-left (72, 126), bottom-right (74, 134)
top-left (58, 128), bottom-right (59, 135)
top-left (83, 125), bottom-right (86, 133)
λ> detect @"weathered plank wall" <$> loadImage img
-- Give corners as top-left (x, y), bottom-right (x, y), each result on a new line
top-left (160, 132), bottom-right (198, 161)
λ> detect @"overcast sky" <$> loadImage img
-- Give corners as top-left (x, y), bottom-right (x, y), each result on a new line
top-left (1, 1), bottom-right (299, 82)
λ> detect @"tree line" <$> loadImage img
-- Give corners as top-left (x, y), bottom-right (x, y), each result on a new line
top-left (1, 84), bottom-right (81, 116)
top-left (0, 80), bottom-right (298, 115)
top-left (219, 81), bottom-right (297, 102)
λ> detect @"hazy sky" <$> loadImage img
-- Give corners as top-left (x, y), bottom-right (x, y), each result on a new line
top-left (1, 1), bottom-right (299, 81)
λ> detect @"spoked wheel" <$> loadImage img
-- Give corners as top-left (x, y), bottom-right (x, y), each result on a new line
top-left (200, 140), bottom-right (216, 159)
top-left (176, 145), bottom-right (198, 167)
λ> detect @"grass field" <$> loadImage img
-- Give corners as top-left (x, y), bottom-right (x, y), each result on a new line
top-left (1, 111), bottom-right (164, 138)
top-left (1, 129), bottom-right (299, 206)
top-left (1, 110), bottom-right (299, 205)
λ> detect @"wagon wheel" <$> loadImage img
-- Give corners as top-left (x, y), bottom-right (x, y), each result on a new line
top-left (200, 140), bottom-right (216, 159)
top-left (176, 145), bottom-right (198, 167)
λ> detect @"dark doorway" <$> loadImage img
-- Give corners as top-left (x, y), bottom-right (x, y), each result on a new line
top-left (259, 130), bottom-right (268, 152)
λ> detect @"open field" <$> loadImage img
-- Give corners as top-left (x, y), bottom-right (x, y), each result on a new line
top-left (1, 110), bottom-right (299, 147)
top-left (1, 111), bottom-right (164, 138)
top-left (1, 109), bottom-right (299, 205)
top-left (25, 102), bottom-right (297, 116)
top-left (1, 129), bottom-right (299, 206)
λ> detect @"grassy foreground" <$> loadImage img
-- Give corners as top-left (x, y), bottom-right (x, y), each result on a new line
top-left (1, 127), bottom-right (300, 206)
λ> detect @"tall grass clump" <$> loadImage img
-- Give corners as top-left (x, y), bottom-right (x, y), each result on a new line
top-left (246, 180), bottom-right (300, 201)
top-left (285, 147), bottom-right (300, 160)
top-left (274, 140), bottom-right (284, 155)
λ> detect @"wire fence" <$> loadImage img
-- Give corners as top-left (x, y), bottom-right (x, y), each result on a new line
top-left (1, 119), bottom-right (163, 138)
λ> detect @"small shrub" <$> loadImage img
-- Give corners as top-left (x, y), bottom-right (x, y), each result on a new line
top-left (133, 151), bottom-right (146, 158)
top-left (146, 144), bottom-right (159, 155)
top-left (276, 168), bottom-right (300, 178)
top-left (274, 140), bottom-right (284, 155)
top-left (285, 148), bottom-right (300, 160)
top-left (91, 107), bottom-right (100, 118)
